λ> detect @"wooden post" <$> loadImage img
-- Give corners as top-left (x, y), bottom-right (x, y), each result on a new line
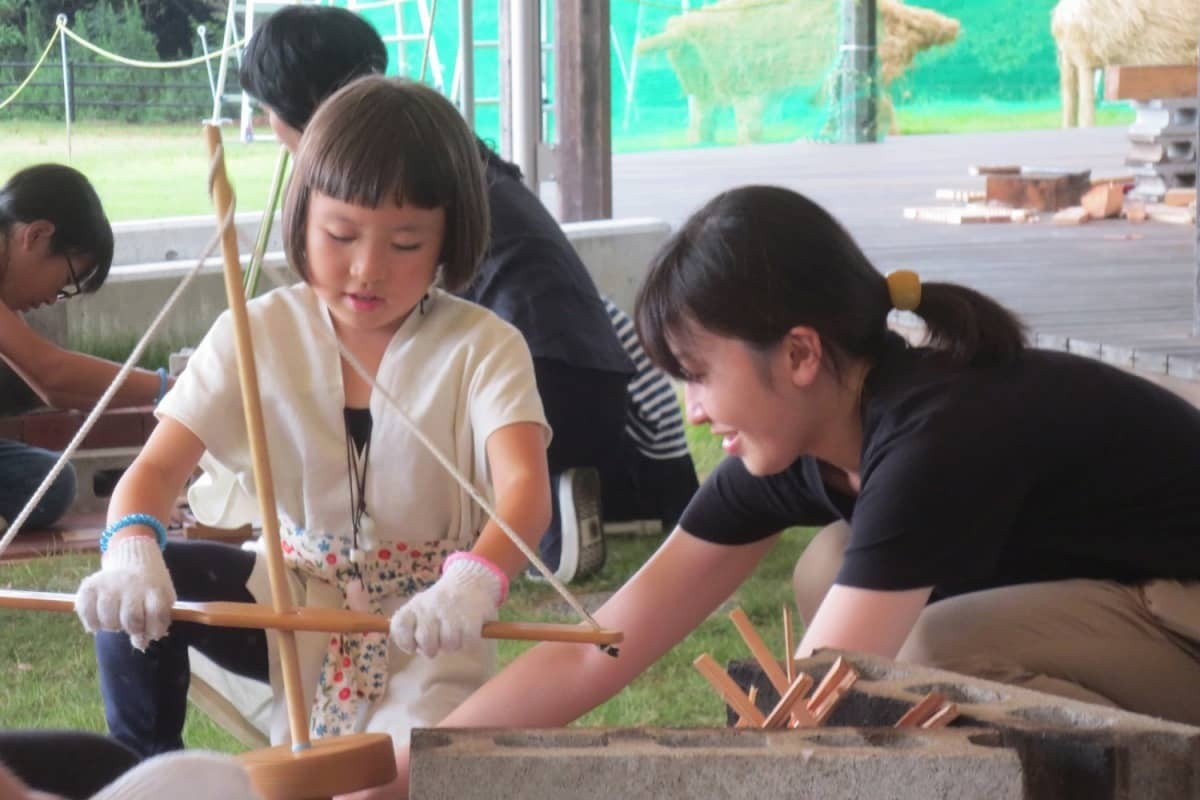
top-left (555, 0), bottom-right (612, 221)
top-left (839, 0), bottom-right (878, 144)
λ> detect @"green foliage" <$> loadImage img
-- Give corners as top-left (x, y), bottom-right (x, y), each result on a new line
top-left (1, 0), bottom-right (214, 123)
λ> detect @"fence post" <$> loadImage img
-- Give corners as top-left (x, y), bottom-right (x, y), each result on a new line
top-left (57, 14), bottom-right (72, 157)
top-left (67, 62), bottom-right (76, 124)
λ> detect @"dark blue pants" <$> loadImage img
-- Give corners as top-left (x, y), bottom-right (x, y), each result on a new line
top-left (95, 540), bottom-right (268, 757)
top-left (0, 438), bottom-right (76, 530)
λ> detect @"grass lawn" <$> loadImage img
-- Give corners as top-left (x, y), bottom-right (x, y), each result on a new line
top-left (0, 421), bottom-right (818, 749)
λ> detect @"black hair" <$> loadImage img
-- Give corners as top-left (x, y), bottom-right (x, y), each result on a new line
top-left (477, 137), bottom-right (523, 182)
top-left (0, 163), bottom-right (113, 292)
top-left (283, 76), bottom-right (489, 292)
top-left (238, 6), bottom-right (388, 132)
top-left (636, 185), bottom-right (1025, 378)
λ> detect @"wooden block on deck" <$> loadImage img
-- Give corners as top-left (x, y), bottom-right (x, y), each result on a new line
top-left (1081, 184), bottom-right (1124, 219)
top-left (986, 171), bottom-right (1091, 211)
top-left (1052, 206), bottom-right (1090, 225)
top-left (1145, 203), bottom-right (1197, 225)
top-left (904, 205), bottom-right (1032, 224)
top-left (1163, 188), bottom-right (1196, 207)
top-left (1104, 65), bottom-right (1198, 101)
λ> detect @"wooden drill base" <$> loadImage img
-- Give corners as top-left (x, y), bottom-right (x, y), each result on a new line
top-left (237, 732), bottom-right (396, 800)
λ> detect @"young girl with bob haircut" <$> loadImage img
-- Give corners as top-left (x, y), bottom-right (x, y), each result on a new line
top-left (74, 75), bottom-right (551, 757)
top-left (374, 183), bottom-right (1200, 797)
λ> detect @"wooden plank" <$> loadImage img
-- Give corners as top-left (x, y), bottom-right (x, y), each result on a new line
top-left (1104, 65), bottom-right (1198, 101)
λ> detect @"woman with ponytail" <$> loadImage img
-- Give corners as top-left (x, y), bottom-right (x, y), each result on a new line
top-left (369, 184), bottom-right (1200, 796)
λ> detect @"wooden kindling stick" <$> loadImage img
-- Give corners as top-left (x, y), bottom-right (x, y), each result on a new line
top-left (729, 607), bottom-right (790, 695)
top-left (694, 653), bottom-right (765, 727)
top-left (806, 656), bottom-right (859, 725)
top-left (764, 672), bottom-right (815, 728)
top-left (0, 589), bottom-right (624, 646)
top-left (735, 686), bottom-right (760, 728)
top-left (782, 606), bottom-right (796, 685)
top-left (895, 691), bottom-right (959, 729)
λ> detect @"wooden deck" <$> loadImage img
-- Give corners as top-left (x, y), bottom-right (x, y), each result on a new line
top-left (610, 126), bottom-right (1199, 379)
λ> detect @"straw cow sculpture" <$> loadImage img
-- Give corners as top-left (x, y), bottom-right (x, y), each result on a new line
top-left (1052, 0), bottom-right (1200, 127)
top-left (635, 0), bottom-right (960, 144)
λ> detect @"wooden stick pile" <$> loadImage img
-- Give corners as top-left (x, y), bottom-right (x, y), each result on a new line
top-left (694, 607), bottom-right (959, 731)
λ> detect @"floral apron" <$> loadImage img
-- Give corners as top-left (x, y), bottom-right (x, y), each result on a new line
top-left (280, 525), bottom-right (457, 737)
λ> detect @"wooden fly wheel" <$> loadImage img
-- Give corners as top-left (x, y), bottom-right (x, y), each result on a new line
top-left (694, 607), bottom-right (959, 732)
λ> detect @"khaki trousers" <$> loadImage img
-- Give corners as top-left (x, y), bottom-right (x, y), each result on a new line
top-left (793, 522), bottom-right (1200, 725)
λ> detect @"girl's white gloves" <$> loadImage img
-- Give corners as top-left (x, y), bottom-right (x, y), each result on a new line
top-left (390, 555), bottom-right (505, 658)
top-left (75, 536), bottom-right (177, 651)
top-left (91, 751), bottom-right (260, 800)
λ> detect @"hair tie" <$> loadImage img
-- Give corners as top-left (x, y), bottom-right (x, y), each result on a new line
top-left (886, 270), bottom-right (921, 311)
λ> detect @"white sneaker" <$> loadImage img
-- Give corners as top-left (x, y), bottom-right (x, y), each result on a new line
top-left (555, 467), bottom-right (605, 583)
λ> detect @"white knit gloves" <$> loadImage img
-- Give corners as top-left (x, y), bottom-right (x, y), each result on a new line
top-left (91, 751), bottom-right (260, 800)
top-left (390, 554), bottom-right (506, 658)
top-left (76, 536), bottom-right (177, 651)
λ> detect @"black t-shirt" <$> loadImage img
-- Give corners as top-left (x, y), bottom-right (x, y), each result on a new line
top-left (680, 334), bottom-right (1200, 599)
top-left (457, 161), bottom-right (634, 377)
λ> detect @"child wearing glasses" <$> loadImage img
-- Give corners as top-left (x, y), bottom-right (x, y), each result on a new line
top-left (0, 164), bottom-right (170, 532)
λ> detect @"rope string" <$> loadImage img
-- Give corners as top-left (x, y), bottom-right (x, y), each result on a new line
top-left (57, 19), bottom-right (243, 70)
top-left (0, 26), bottom-right (61, 111)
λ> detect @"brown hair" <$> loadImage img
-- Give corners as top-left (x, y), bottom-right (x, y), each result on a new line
top-left (282, 75), bottom-right (489, 291)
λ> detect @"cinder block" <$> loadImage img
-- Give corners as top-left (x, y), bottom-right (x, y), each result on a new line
top-left (409, 727), bottom-right (1024, 800)
top-left (66, 447), bottom-right (140, 513)
top-left (729, 651), bottom-right (1200, 800)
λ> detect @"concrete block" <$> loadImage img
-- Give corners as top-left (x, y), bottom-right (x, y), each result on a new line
top-left (728, 651), bottom-right (1200, 800)
top-left (409, 727), bottom-right (1024, 800)
top-left (66, 446), bottom-right (139, 514)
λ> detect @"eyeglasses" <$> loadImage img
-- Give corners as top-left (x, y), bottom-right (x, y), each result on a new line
top-left (56, 253), bottom-right (83, 301)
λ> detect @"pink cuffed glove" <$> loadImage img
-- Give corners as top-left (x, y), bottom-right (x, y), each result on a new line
top-left (389, 554), bottom-right (507, 658)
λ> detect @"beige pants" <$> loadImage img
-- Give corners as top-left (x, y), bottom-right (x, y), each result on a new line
top-left (793, 522), bottom-right (1200, 725)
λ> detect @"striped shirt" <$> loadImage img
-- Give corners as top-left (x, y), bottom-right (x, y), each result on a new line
top-left (604, 298), bottom-right (692, 461)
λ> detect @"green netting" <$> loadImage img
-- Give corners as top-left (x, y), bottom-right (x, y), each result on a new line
top-left (333, 0), bottom-right (1137, 151)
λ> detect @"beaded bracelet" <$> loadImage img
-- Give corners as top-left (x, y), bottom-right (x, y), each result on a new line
top-left (100, 513), bottom-right (168, 554)
top-left (155, 367), bottom-right (170, 405)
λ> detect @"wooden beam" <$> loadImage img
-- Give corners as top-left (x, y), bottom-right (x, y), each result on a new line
top-left (1104, 65), bottom-right (1198, 101)
top-left (555, 0), bottom-right (612, 221)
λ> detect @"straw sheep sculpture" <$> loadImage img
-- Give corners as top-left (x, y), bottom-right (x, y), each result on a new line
top-left (1052, 0), bottom-right (1199, 127)
top-left (636, 0), bottom-right (960, 143)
